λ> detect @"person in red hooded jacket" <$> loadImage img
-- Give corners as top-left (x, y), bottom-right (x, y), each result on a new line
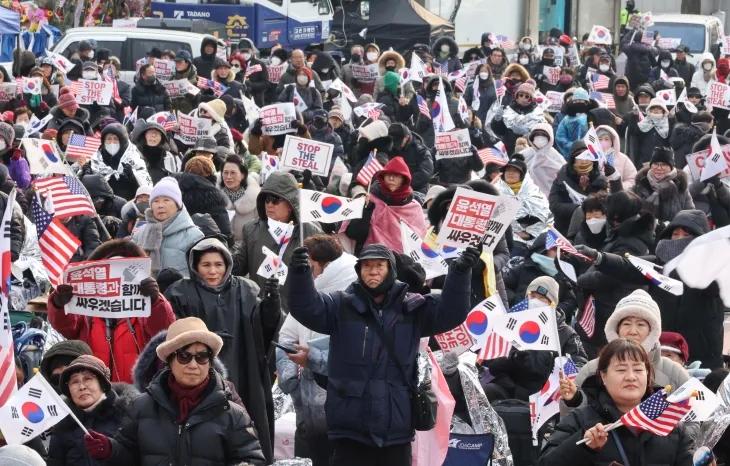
top-left (713, 58), bottom-right (730, 134)
top-left (342, 156), bottom-right (428, 256)
top-left (47, 239), bottom-right (176, 383)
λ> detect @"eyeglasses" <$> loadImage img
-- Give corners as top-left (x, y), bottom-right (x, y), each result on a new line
top-left (174, 350), bottom-right (212, 366)
top-left (68, 374), bottom-right (97, 390)
top-left (516, 93), bottom-right (531, 99)
top-left (264, 194), bottom-right (283, 205)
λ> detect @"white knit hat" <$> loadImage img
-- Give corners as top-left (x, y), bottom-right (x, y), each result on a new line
top-left (605, 289), bottom-right (662, 353)
top-left (150, 177), bottom-right (183, 208)
top-left (647, 97), bottom-right (668, 115)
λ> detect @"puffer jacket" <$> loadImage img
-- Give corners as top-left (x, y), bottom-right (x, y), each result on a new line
top-left (173, 172), bottom-right (233, 247)
top-left (105, 369), bottom-right (266, 466)
top-left (232, 172), bottom-right (323, 311)
top-left (432, 36), bottom-right (463, 74)
top-left (46, 105), bottom-right (92, 134)
top-left (690, 52), bottom-right (717, 96)
top-left (165, 237), bottom-right (281, 463)
top-left (626, 112), bottom-right (676, 168)
top-left (170, 63), bottom-right (199, 115)
top-left (130, 78), bottom-right (171, 113)
top-left (192, 37), bottom-right (218, 83)
top-left (47, 383), bottom-right (139, 466)
top-left (0, 191), bottom-right (26, 263)
top-left (575, 211), bottom-right (656, 353)
top-left (287, 248), bottom-right (472, 448)
top-left (275, 64), bottom-right (325, 97)
top-left (670, 122), bottom-right (709, 169)
top-left (403, 76), bottom-right (462, 148)
top-left (308, 122), bottom-right (345, 179)
top-left (648, 50), bottom-right (680, 82)
top-left (63, 215), bottom-right (102, 263)
top-left (545, 377), bottom-right (693, 466)
top-left (131, 206), bottom-right (204, 278)
top-left (596, 124), bottom-right (636, 190)
top-left (621, 32), bottom-right (657, 92)
top-left (80, 174), bottom-right (126, 219)
top-left (436, 144), bottom-right (484, 186)
top-left (278, 84), bottom-right (323, 123)
top-left (496, 175), bottom-right (552, 248)
top-left (632, 167), bottom-right (695, 222)
top-left (227, 179), bottom-right (261, 247)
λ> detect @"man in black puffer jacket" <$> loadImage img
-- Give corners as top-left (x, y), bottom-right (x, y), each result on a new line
top-left (620, 30), bottom-right (657, 93)
top-left (670, 110), bottom-right (713, 169)
top-left (192, 37), bottom-right (218, 83)
top-left (131, 64), bottom-right (172, 112)
top-left (80, 174), bottom-right (125, 219)
top-left (173, 171), bottom-right (234, 247)
top-left (61, 215), bottom-right (102, 263)
top-left (0, 182), bottom-right (24, 262)
top-left (387, 123), bottom-right (433, 194)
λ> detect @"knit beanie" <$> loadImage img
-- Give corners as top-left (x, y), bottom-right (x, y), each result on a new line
top-left (0, 122), bottom-right (14, 147)
top-left (384, 71), bottom-right (400, 95)
top-left (296, 66), bottom-right (313, 82)
top-left (205, 99), bottom-right (227, 120)
top-left (526, 276), bottom-right (559, 304)
top-left (0, 445), bottom-right (46, 466)
top-left (571, 88), bottom-right (590, 102)
top-left (647, 97), bottom-right (668, 114)
top-left (59, 355), bottom-right (112, 399)
top-left (185, 155), bottom-right (216, 178)
top-left (517, 79), bottom-right (536, 101)
top-left (150, 176), bottom-right (183, 208)
top-left (659, 331), bottom-right (689, 364)
top-left (605, 289), bottom-right (662, 352)
top-left (58, 90), bottom-right (79, 111)
top-left (650, 146), bottom-right (675, 168)
top-left (502, 153), bottom-right (527, 180)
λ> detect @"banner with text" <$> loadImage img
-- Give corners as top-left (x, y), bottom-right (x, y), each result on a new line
top-left (435, 129), bottom-right (472, 160)
top-left (260, 103), bottom-right (297, 136)
top-left (75, 80), bottom-right (113, 105)
top-left (281, 135), bottom-right (334, 177)
top-left (174, 113), bottom-right (211, 146)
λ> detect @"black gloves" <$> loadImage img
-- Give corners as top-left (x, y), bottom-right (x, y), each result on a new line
top-left (290, 246), bottom-right (311, 273)
top-left (264, 277), bottom-right (280, 300)
top-left (301, 169), bottom-right (316, 190)
top-left (454, 247), bottom-right (481, 273)
top-left (292, 120), bottom-right (307, 136)
top-left (575, 244), bottom-right (601, 262)
top-left (603, 162), bottom-right (616, 178)
top-left (250, 119), bottom-right (263, 137)
top-left (52, 284), bottom-right (74, 308)
top-left (139, 277), bottom-right (160, 303)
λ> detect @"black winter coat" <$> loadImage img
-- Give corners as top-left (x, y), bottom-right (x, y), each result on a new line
top-left (106, 370), bottom-right (267, 466)
top-left (137, 143), bottom-right (177, 185)
top-left (172, 172), bottom-right (233, 247)
top-left (670, 123), bottom-right (708, 169)
top-left (435, 144), bottom-right (484, 186)
top-left (539, 378), bottom-right (693, 466)
top-left (64, 215), bottom-right (102, 263)
top-left (626, 113), bottom-right (676, 169)
top-left (244, 57), bottom-right (270, 107)
top-left (0, 191), bottom-right (24, 262)
top-left (548, 165), bottom-right (613, 236)
top-left (47, 384), bottom-right (138, 466)
top-left (576, 212), bottom-right (655, 355)
top-left (278, 84), bottom-right (322, 123)
top-left (632, 167), bottom-right (694, 222)
top-left (46, 106), bottom-right (92, 134)
top-left (462, 77), bottom-right (497, 123)
top-left (308, 122), bottom-right (345, 180)
top-left (375, 90), bottom-right (402, 123)
top-left (675, 59), bottom-right (696, 87)
top-left (402, 77), bottom-right (462, 148)
top-left (80, 173), bottom-right (125, 219)
top-left (621, 35), bottom-right (657, 93)
top-left (131, 79), bottom-right (172, 113)
top-left (389, 133), bottom-right (433, 194)
top-left (112, 79), bottom-right (133, 123)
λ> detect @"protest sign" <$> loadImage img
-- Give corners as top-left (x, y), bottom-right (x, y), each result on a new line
top-left (435, 187), bottom-right (519, 250)
top-left (435, 323), bottom-right (474, 356)
top-left (659, 38), bottom-right (682, 49)
top-left (280, 135), bottom-right (334, 177)
top-left (62, 258), bottom-right (152, 319)
top-left (112, 18), bottom-right (139, 27)
top-left (435, 129), bottom-right (472, 160)
top-left (0, 83), bottom-right (16, 101)
top-left (75, 80), bottom-right (113, 105)
top-left (153, 59), bottom-right (175, 81)
top-left (174, 113), bottom-right (212, 146)
top-left (260, 103), bottom-right (297, 136)
top-left (268, 64), bottom-right (288, 84)
top-left (723, 36), bottom-right (730, 56)
top-left (705, 82), bottom-right (730, 110)
top-left (553, 47), bottom-right (564, 67)
top-left (686, 144), bottom-right (730, 181)
top-left (544, 66), bottom-right (561, 85)
top-left (545, 91), bottom-right (564, 113)
top-left (162, 79), bottom-right (191, 98)
top-left (351, 64), bottom-right (379, 83)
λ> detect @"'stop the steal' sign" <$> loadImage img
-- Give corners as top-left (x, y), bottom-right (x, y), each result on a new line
top-left (75, 80), bottom-right (113, 105)
top-left (435, 129), bottom-right (472, 160)
top-left (280, 135), bottom-right (334, 177)
top-left (260, 103), bottom-right (297, 136)
top-left (62, 257), bottom-right (152, 319)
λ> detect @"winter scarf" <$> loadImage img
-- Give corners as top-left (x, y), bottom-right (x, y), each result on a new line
top-left (574, 163), bottom-right (593, 190)
top-left (507, 181), bottom-right (522, 194)
top-left (638, 115), bottom-right (670, 138)
top-left (655, 236), bottom-right (695, 263)
top-left (604, 147), bottom-right (615, 167)
top-left (168, 373), bottom-right (210, 422)
top-left (222, 185), bottom-right (247, 203)
top-left (693, 122), bottom-right (712, 134)
top-left (136, 209), bottom-right (181, 276)
top-left (646, 168), bottom-right (678, 208)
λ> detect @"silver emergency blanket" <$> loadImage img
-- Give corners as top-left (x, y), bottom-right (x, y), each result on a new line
top-left (435, 351), bottom-right (513, 466)
top-left (272, 383), bottom-right (295, 421)
top-left (495, 175), bottom-right (552, 247)
top-left (272, 459), bottom-right (312, 466)
top-left (697, 374), bottom-right (730, 449)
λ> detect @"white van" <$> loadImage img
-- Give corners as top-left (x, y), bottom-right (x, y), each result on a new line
top-left (51, 27), bottom-right (225, 84)
top-left (650, 14), bottom-right (724, 66)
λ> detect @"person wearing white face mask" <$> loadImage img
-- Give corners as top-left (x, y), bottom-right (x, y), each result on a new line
top-left (690, 52), bottom-right (717, 96)
top-left (569, 194), bottom-right (608, 249)
top-left (81, 61), bottom-right (99, 81)
top-left (596, 125), bottom-right (636, 190)
top-left (88, 123), bottom-right (152, 201)
top-left (463, 63), bottom-right (497, 123)
top-left (648, 50), bottom-right (679, 83)
top-left (278, 67), bottom-right (323, 123)
top-left (237, 38), bottom-right (270, 106)
top-left (628, 97), bottom-right (675, 168)
top-left (431, 36), bottom-right (462, 74)
top-left (519, 123), bottom-right (566, 196)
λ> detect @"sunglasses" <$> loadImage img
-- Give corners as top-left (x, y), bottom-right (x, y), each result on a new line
top-left (264, 194), bottom-right (284, 205)
top-left (517, 93), bottom-right (531, 99)
top-left (174, 350), bottom-right (212, 365)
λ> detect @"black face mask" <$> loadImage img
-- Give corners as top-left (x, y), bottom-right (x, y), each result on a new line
top-left (542, 58), bottom-right (554, 66)
top-left (50, 374), bottom-right (62, 394)
top-left (385, 65), bottom-right (396, 73)
top-left (566, 101), bottom-right (589, 115)
top-left (135, 201), bottom-right (149, 214)
top-left (351, 53), bottom-right (362, 64)
top-left (312, 119), bottom-right (327, 129)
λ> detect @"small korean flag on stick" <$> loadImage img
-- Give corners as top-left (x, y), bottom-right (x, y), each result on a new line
top-left (299, 189), bottom-right (364, 223)
top-left (256, 246), bottom-right (288, 284)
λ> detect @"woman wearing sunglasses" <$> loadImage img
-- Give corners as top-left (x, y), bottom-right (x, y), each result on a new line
top-left (83, 317), bottom-right (267, 466)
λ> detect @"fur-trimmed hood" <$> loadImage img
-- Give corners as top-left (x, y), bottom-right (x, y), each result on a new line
top-left (461, 47), bottom-right (484, 62)
top-left (50, 105), bottom-right (90, 123)
top-left (210, 67), bottom-right (237, 84)
top-left (503, 63), bottom-right (531, 82)
top-left (311, 52), bottom-right (337, 74)
top-left (378, 51), bottom-right (406, 71)
top-left (88, 238), bottom-right (146, 260)
top-left (635, 166), bottom-right (690, 195)
top-left (59, 382), bottom-right (138, 427)
top-left (432, 36), bottom-right (459, 58)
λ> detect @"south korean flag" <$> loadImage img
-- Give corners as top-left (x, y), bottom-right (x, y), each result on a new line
top-left (256, 246), bottom-right (289, 284)
top-left (490, 306), bottom-right (560, 352)
top-left (299, 189), bottom-right (365, 224)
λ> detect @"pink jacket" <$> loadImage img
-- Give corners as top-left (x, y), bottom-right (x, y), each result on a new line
top-left (363, 194), bottom-right (428, 253)
top-left (597, 125), bottom-right (636, 190)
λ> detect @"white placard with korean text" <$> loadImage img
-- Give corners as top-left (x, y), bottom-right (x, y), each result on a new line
top-left (260, 103), bottom-right (297, 136)
top-left (435, 129), bottom-right (472, 160)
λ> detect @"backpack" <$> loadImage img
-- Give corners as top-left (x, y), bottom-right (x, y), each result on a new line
top-left (492, 399), bottom-right (538, 466)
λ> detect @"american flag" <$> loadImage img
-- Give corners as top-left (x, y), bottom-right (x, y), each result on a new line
top-left (492, 34), bottom-right (517, 50)
top-left (66, 134), bottom-right (101, 160)
top-left (590, 91), bottom-right (615, 109)
top-left (356, 151), bottom-right (384, 186)
top-left (477, 147), bottom-right (508, 166)
top-left (641, 31), bottom-right (655, 45)
top-left (477, 332), bottom-right (511, 362)
top-left (591, 73), bottom-right (611, 91)
top-left (578, 295), bottom-right (596, 338)
top-left (152, 112), bottom-right (177, 131)
top-left (494, 79), bottom-right (505, 99)
top-left (546, 227), bottom-right (591, 260)
top-left (620, 390), bottom-right (692, 436)
top-left (563, 356), bottom-right (579, 381)
top-left (104, 66), bottom-right (121, 105)
top-left (508, 298), bottom-right (529, 313)
top-left (68, 80), bottom-right (83, 97)
top-left (416, 95), bottom-right (431, 119)
top-left (0, 188), bottom-right (17, 406)
top-left (454, 74), bottom-right (468, 93)
top-left (32, 193), bottom-right (81, 287)
top-left (197, 77), bottom-right (228, 96)
top-left (245, 64), bottom-right (262, 78)
top-left (14, 77), bottom-right (21, 95)
top-left (438, 60), bottom-right (449, 74)
top-left (33, 177), bottom-right (95, 219)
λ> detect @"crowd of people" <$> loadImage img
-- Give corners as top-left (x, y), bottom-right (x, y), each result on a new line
top-left (1, 8), bottom-right (730, 466)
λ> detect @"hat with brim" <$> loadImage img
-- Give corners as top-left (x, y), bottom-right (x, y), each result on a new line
top-left (156, 317), bottom-right (223, 362)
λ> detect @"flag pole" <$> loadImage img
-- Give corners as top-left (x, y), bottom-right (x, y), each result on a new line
top-left (61, 163), bottom-right (111, 242)
top-left (298, 190), bottom-right (304, 247)
top-left (365, 149), bottom-right (378, 206)
top-left (36, 373), bottom-right (89, 435)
